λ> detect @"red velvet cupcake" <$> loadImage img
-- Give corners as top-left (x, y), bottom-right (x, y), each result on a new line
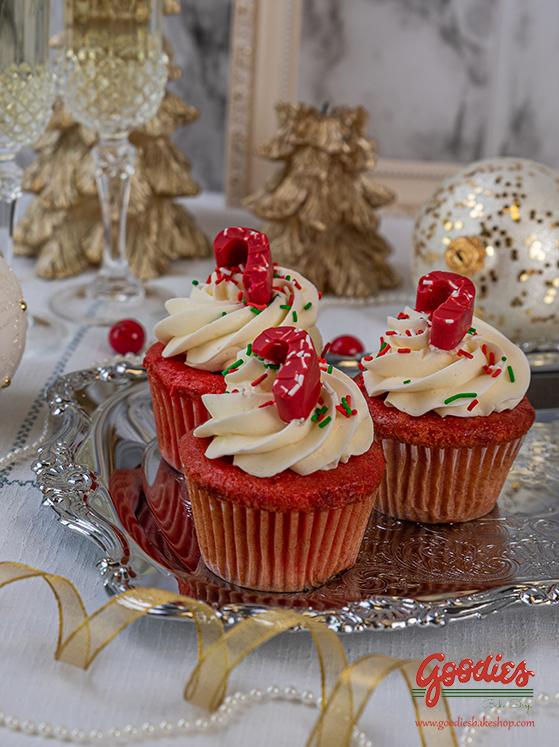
top-left (180, 327), bottom-right (384, 592)
top-left (358, 271), bottom-right (535, 523)
top-left (144, 226), bottom-right (321, 470)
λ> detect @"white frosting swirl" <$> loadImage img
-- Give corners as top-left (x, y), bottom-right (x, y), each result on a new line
top-left (154, 266), bottom-right (321, 371)
top-left (361, 308), bottom-right (530, 417)
top-left (194, 350), bottom-right (373, 477)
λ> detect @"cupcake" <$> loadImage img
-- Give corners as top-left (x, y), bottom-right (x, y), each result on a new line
top-left (144, 226), bottom-right (321, 471)
top-left (358, 270), bottom-right (535, 524)
top-left (180, 326), bottom-right (385, 592)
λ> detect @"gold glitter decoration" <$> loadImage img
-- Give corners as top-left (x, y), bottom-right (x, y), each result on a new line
top-left (13, 1), bottom-right (210, 280)
top-left (2, 377), bottom-right (11, 388)
top-left (413, 157), bottom-right (559, 344)
top-left (242, 102), bottom-right (400, 298)
top-left (19, 300), bottom-right (27, 311)
top-left (445, 236), bottom-right (486, 276)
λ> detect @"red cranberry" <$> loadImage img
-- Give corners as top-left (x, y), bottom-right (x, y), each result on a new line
top-left (327, 334), bottom-right (365, 357)
top-left (109, 319), bottom-right (146, 355)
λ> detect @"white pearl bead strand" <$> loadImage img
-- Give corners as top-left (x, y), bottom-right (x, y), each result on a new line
top-left (0, 685), bottom-right (373, 745)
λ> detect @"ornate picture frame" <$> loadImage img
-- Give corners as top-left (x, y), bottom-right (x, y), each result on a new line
top-left (224, 0), bottom-right (459, 214)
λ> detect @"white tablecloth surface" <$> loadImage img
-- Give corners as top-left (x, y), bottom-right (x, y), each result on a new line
top-left (1, 195), bottom-right (557, 747)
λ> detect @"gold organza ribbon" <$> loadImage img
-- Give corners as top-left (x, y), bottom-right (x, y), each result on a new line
top-left (0, 562), bottom-right (457, 747)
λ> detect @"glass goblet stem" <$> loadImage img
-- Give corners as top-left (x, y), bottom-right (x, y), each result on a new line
top-left (89, 138), bottom-right (144, 305)
top-left (0, 159), bottom-right (24, 265)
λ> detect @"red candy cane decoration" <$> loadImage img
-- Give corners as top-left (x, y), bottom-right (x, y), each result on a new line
top-left (252, 327), bottom-right (321, 423)
top-left (213, 226), bottom-right (273, 305)
top-left (416, 271), bottom-right (476, 350)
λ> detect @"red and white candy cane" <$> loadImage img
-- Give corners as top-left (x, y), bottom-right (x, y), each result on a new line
top-left (252, 327), bottom-right (321, 423)
top-left (415, 271), bottom-right (476, 350)
top-left (213, 226), bottom-right (273, 305)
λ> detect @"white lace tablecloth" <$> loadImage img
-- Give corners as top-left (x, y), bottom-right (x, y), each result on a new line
top-left (1, 195), bottom-right (557, 747)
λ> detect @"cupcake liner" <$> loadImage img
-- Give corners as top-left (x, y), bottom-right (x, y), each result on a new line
top-left (185, 479), bottom-right (376, 592)
top-left (375, 435), bottom-right (525, 524)
top-left (148, 370), bottom-right (210, 472)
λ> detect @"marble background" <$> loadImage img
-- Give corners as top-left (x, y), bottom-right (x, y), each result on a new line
top-left (48, 0), bottom-right (559, 192)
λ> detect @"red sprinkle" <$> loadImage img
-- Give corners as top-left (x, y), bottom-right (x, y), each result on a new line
top-left (351, 409), bottom-right (357, 416)
top-left (335, 404), bottom-right (351, 418)
top-left (358, 362), bottom-right (366, 371)
top-left (251, 373), bottom-right (268, 387)
top-left (405, 329), bottom-right (412, 336)
top-left (377, 345), bottom-right (391, 357)
top-left (293, 278), bottom-right (302, 290)
top-left (489, 351), bottom-right (495, 366)
top-left (250, 302), bottom-right (268, 310)
top-left (206, 274), bottom-right (212, 283)
top-left (237, 291), bottom-right (243, 302)
top-left (363, 355), bottom-right (373, 361)
top-left (385, 330), bottom-right (397, 336)
top-left (321, 343), bottom-right (331, 357)
top-left (318, 291), bottom-right (322, 299)
top-left (258, 400), bottom-right (275, 408)
top-left (467, 399), bottom-right (479, 411)
top-left (491, 369), bottom-right (502, 378)
top-left (458, 349), bottom-right (474, 359)
top-left (482, 344), bottom-right (487, 356)
top-left (318, 396), bottom-right (324, 405)
top-left (397, 348), bottom-right (411, 354)
top-left (397, 313), bottom-right (409, 320)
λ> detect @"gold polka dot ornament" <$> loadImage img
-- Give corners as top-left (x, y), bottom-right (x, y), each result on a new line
top-left (0, 255), bottom-right (27, 390)
top-left (412, 157), bottom-right (559, 346)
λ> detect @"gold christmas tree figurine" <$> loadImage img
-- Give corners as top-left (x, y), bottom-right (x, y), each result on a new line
top-left (243, 102), bottom-right (401, 297)
top-left (14, 0), bottom-right (210, 280)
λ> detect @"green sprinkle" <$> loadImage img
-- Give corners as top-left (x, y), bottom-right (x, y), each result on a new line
top-left (265, 363), bottom-right (280, 370)
top-left (341, 396), bottom-right (352, 415)
top-left (279, 304), bottom-right (291, 310)
top-left (318, 416), bottom-right (332, 429)
top-left (467, 327), bottom-right (476, 334)
top-left (507, 365), bottom-right (515, 383)
top-left (192, 279), bottom-right (199, 285)
top-left (250, 306), bottom-right (261, 314)
top-left (221, 311), bottom-right (227, 316)
top-left (304, 302), bottom-right (312, 310)
top-left (502, 356), bottom-right (507, 361)
top-left (258, 356), bottom-right (264, 361)
top-left (403, 379), bottom-right (411, 384)
top-left (273, 272), bottom-right (280, 278)
top-left (443, 392), bottom-right (477, 404)
top-left (222, 359), bottom-right (244, 375)
top-left (292, 310), bottom-right (298, 322)
top-left (286, 275), bottom-right (291, 281)
top-left (311, 406), bottom-right (327, 422)
top-left (246, 343), bottom-right (252, 356)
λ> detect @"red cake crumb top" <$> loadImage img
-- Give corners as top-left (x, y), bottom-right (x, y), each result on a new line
top-left (143, 342), bottom-right (226, 397)
top-left (356, 375), bottom-right (534, 447)
top-left (179, 429), bottom-right (385, 513)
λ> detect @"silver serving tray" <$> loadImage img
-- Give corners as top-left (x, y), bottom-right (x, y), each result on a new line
top-left (33, 360), bottom-right (559, 632)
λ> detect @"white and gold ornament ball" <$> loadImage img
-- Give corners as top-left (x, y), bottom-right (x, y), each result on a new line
top-left (412, 157), bottom-right (559, 345)
top-left (0, 255), bottom-right (27, 389)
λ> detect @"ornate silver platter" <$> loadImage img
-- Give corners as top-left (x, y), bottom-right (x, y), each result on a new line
top-left (33, 359), bottom-right (559, 632)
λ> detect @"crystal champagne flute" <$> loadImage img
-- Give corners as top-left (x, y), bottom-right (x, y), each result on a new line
top-left (50, 0), bottom-right (169, 326)
top-left (0, 0), bottom-right (69, 355)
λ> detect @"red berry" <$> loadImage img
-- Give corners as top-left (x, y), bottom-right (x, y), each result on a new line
top-left (109, 319), bottom-right (146, 355)
top-left (328, 335), bottom-right (365, 357)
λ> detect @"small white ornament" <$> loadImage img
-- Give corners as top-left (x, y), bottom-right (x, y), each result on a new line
top-left (0, 255), bottom-right (27, 389)
top-left (412, 157), bottom-right (559, 344)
